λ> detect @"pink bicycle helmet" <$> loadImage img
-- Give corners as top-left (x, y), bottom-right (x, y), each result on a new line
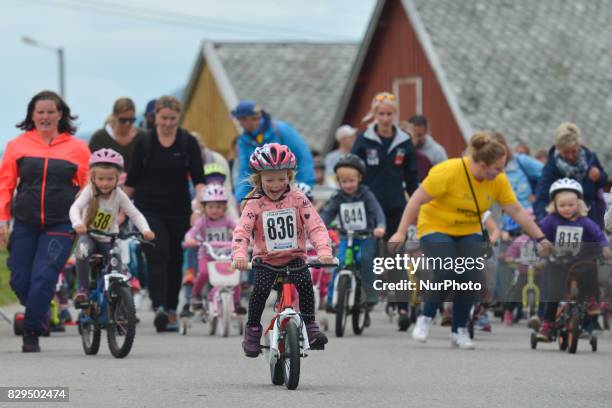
top-left (90, 148), bottom-right (124, 170)
top-left (200, 184), bottom-right (228, 203)
top-left (249, 143), bottom-right (297, 172)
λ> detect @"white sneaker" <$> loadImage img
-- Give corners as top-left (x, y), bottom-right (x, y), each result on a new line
top-left (451, 328), bottom-right (475, 349)
top-left (412, 316), bottom-right (433, 342)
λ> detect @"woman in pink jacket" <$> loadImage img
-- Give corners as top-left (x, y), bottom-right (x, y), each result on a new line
top-left (232, 143), bottom-right (334, 357)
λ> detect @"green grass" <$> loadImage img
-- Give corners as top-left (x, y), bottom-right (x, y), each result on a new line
top-left (0, 249), bottom-right (17, 305)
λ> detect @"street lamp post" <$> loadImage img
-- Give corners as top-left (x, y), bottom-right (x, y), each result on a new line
top-left (22, 36), bottom-right (66, 99)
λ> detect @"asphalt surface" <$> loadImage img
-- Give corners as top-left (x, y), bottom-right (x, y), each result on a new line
top-left (1, 299), bottom-right (611, 408)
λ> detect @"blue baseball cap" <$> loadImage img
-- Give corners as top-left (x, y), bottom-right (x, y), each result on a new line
top-left (231, 100), bottom-right (262, 118)
top-left (145, 99), bottom-right (157, 116)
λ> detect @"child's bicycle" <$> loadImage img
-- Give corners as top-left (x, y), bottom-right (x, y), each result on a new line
top-left (248, 258), bottom-right (337, 390)
top-left (332, 229), bottom-right (371, 337)
top-left (180, 241), bottom-right (243, 337)
top-left (530, 254), bottom-right (602, 354)
top-left (75, 229), bottom-right (151, 358)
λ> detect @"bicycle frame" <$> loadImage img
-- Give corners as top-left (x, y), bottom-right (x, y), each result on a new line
top-left (331, 231), bottom-right (361, 309)
top-left (265, 279), bottom-right (310, 359)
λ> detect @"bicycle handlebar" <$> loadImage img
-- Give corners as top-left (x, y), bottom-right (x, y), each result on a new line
top-left (200, 241), bottom-right (232, 261)
top-left (86, 229), bottom-right (154, 246)
top-left (235, 258), bottom-right (339, 272)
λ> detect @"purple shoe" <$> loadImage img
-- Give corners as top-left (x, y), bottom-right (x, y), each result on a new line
top-left (242, 325), bottom-right (262, 357)
top-left (306, 322), bottom-right (328, 350)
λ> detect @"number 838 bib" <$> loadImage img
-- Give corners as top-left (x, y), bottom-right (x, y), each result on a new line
top-left (263, 208), bottom-right (298, 251)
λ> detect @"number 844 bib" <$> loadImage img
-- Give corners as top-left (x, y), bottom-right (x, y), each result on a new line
top-left (263, 208), bottom-right (298, 251)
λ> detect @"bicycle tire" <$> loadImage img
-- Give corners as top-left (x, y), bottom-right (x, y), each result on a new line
top-left (335, 275), bottom-right (350, 337)
top-left (221, 291), bottom-right (231, 338)
top-left (80, 306), bottom-right (101, 355)
top-left (106, 285), bottom-right (136, 358)
top-left (567, 309), bottom-right (580, 354)
top-left (352, 280), bottom-right (366, 335)
top-left (283, 321), bottom-right (301, 390)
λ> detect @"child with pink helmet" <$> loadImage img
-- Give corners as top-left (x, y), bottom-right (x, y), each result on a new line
top-left (184, 184), bottom-right (240, 313)
top-left (232, 143), bottom-right (333, 357)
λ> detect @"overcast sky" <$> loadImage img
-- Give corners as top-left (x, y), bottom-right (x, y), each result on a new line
top-left (0, 0), bottom-right (375, 148)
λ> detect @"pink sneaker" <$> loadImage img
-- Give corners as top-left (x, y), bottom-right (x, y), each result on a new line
top-left (503, 310), bottom-right (513, 326)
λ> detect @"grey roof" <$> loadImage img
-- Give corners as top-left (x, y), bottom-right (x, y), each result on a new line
top-left (412, 0), bottom-right (612, 161)
top-left (214, 42), bottom-right (358, 151)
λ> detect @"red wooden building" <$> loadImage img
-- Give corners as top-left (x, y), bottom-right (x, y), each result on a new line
top-left (331, 0), bottom-right (470, 157)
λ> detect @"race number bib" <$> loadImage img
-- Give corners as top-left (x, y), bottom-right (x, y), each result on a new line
top-left (206, 227), bottom-right (227, 242)
top-left (519, 241), bottom-right (537, 262)
top-left (339, 201), bottom-right (367, 231)
top-left (555, 226), bottom-right (583, 255)
top-left (263, 208), bottom-right (297, 251)
top-left (90, 209), bottom-right (114, 232)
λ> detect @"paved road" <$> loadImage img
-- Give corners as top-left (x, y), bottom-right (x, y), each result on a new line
top-left (1, 301), bottom-right (611, 408)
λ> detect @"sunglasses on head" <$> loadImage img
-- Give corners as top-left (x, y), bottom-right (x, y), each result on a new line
top-left (117, 117), bottom-right (136, 125)
top-left (375, 92), bottom-right (396, 102)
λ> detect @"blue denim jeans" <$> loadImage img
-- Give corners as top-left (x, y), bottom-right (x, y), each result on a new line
top-left (420, 232), bottom-right (483, 333)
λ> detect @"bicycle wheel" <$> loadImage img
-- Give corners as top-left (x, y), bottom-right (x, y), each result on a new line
top-left (590, 334), bottom-right (597, 352)
top-left (352, 280), bottom-right (366, 335)
top-left (335, 275), bottom-right (350, 337)
top-left (106, 285), bottom-right (136, 358)
top-left (79, 306), bottom-right (101, 355)
top-left (283, 320), bottom-right (301, 390)
top-left (209, 316), bottom-right (218, 336)
top-left (567, 309), bottom-right (580, 354)
top-left (221, 291), bottom-right (231, 338)
top-left (558, 330), bottom-right (568, 351)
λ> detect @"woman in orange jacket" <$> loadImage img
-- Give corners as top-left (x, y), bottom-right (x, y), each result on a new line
top-left (0, 90), bottom-right (90, 352)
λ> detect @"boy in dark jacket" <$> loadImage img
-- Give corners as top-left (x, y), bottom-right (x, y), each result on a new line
top-left (321, 154), bottom-right (386, 310)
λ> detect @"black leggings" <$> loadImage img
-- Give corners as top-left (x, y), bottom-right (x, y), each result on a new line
top-left (142, 212), bottom-right (191, 311)
top-left (247, 258), bottom-right (315, 327)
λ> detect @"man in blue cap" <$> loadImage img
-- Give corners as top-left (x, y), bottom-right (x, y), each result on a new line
top-left (143, 99), bottom-right (156, 130)
top-left (232, 100), bottom-right (315, 202)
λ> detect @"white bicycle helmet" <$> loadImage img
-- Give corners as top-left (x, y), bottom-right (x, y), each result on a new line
top-left (549, 177), bottom-right (583, 199)
top-left (294, 182), bottom-right (314, 201)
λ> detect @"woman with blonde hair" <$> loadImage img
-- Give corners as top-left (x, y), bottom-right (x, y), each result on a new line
top-left (390, 132), bottom-right (552, 349)
top-left (89, 97), bottom-right (147, 172)
top-left (533, 122), bottom-right (608, 227)
top-left (351, 92), bottom-right (419, 330)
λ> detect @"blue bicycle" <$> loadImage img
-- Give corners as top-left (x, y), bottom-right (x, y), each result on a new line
top-left (76, 229), bottom-right (151, 358)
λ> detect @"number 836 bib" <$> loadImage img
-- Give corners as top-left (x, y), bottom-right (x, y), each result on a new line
top-left (263, 208), bottom-right (298, 251)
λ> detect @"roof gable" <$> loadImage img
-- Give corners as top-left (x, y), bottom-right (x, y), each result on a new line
top-left (214, 42), bottom-right (358, 151)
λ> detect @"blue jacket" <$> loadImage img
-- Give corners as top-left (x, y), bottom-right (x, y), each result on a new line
top-left (351, 124), bottom-right (419, 212)
top-left (534, 146), bottom-right (608, 227)
top-left (234, 112), bottom-right (315, 202)
top-left (502, 154), bottom-right (543, 232)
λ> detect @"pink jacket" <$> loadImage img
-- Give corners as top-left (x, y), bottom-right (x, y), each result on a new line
top-left (503, 234), bottom-right (531, 273)
top-left (232, 190), bottom-right (332, 266)
top-left (185, 215), bottom-right (236, 257)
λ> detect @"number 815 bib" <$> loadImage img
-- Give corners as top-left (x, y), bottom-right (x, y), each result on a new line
top-left (262, 208), bottom-right (298, 251)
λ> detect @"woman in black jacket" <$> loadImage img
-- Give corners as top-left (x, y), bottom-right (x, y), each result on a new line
top-left (351, 92), bottom-right (419, 331)
top-left (125, 96), bottom-right (205, 332)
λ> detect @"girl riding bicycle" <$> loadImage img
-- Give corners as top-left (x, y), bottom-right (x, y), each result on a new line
top-left (232, 143), bottom-right (334, 357)
top-left (537, 177), bottom-right (612, 340)
top-left (70, 148), bottom-right (155, 304)
top-left (184, 184), bottom-right (241, 313)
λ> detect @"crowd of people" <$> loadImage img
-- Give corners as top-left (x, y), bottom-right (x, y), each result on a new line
top-left (1, 89), bottom-right (611, 356)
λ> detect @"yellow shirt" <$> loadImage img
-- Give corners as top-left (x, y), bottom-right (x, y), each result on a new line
top-left (418, 157), bottom-right (517, 237)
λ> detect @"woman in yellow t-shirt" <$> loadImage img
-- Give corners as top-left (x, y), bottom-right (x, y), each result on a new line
top-left (390, 132), bottom-right (553, 349)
